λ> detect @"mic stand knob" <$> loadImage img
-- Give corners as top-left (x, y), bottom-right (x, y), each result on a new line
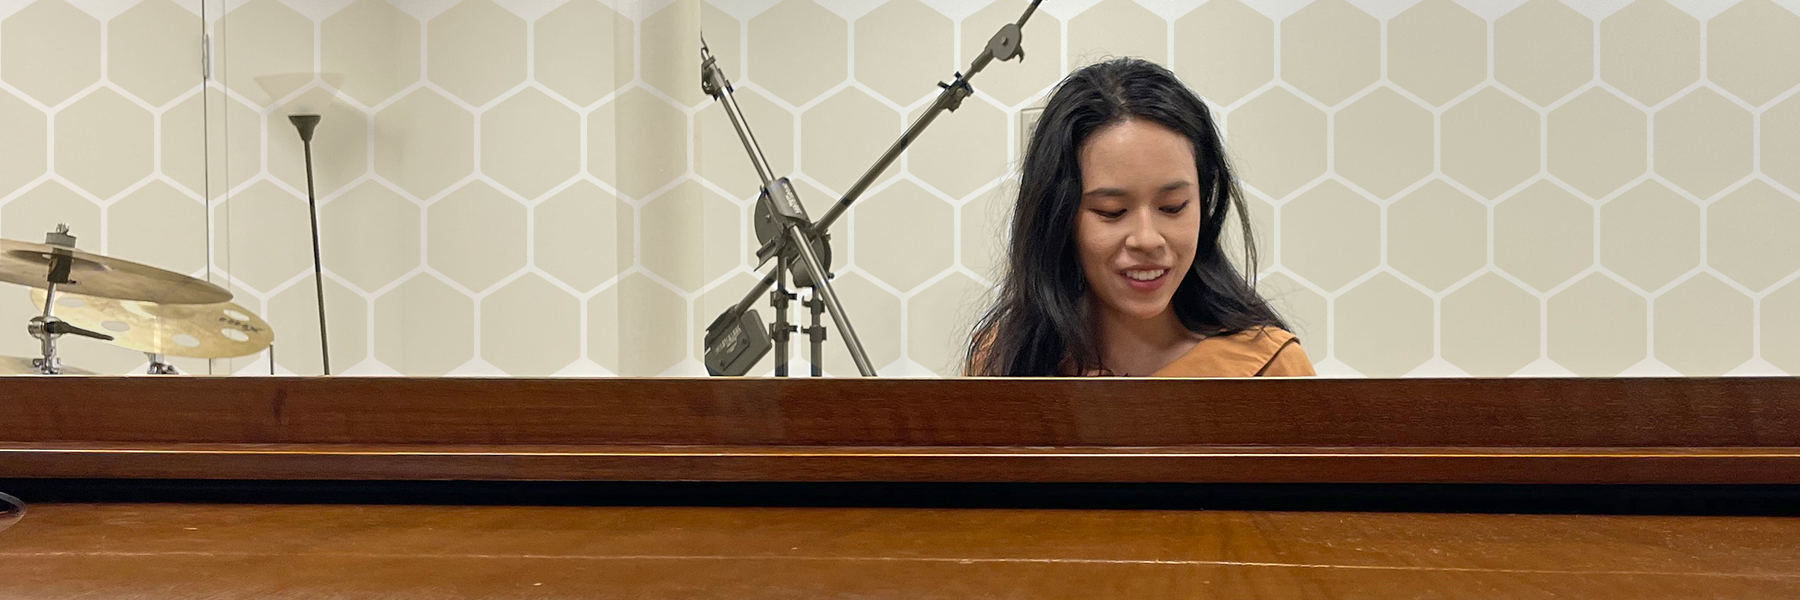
top-left (986, 23), bottom-right (1025, 61)
top-left (936, 75), bottom-right (973, 111)
top-left (769, 287), bottom-right (798, 344)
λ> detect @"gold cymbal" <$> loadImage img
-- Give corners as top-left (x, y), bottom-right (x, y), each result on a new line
top-left (0, 239), bottom-right (230, 305)
top-left (0, 356), bottom-right (93, 375)
top-left (30, 289), bottom-right (274, 359)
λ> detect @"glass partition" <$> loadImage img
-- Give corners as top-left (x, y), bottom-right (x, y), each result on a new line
top-left (1, 0), bottom-right (1792, 378)
top-left (0, 0), bottom-right (210, 374)
top-left (0, 491), bottom-right (20, 534)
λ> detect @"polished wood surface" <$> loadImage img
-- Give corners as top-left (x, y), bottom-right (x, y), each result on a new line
top-left (2, 501), bottom-right (1797, 599)
top-left (5, 377), bottom-right (1800, 483)
top-left (10, 377), bottom-right (1800, 446)
top-left (6, 442), bottom-right (1800, 483)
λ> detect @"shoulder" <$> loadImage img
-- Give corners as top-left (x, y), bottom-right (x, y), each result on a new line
top-left (1153, 326), bottom-right (1315, 377)
top-left (1215, 326), bottom-right (1297, 354)
top-left (1232, 327), bottom-right (1314, 376)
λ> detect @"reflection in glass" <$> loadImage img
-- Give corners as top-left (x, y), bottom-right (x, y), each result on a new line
top-left (0, 491), bottom-right (23, 534)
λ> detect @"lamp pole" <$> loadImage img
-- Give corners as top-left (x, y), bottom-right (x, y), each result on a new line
top-left (288, 114), bottom-right (329, 375)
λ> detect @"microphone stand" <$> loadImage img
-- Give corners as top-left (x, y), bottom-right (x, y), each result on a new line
top-left (289, 114), bottom-right (329, 375)
top-left (701, 39), bottom-right (877, 376)
top-left (706, 0), bottom-right (1041, 376)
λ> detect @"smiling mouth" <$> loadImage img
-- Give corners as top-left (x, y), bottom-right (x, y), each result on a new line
top-left (1122, 269), bottom-right (1167, 282)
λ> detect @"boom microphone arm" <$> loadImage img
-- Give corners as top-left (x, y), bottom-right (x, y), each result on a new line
top-left (813, 0), bottom-right (1041, 233)
top-left (701, 38), bottom-right (877, 376)
top-left (701, 0), bottom-right (1041, 376)
top-left (733, 0), bottom-right (1042, 315)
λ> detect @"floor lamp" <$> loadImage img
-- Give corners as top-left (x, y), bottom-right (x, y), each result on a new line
top-left (288, 114), bottom-right (329, 375)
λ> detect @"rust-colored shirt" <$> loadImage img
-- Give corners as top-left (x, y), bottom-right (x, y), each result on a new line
top-left (968, 326), bottom-right (1315, 377)
top-left (1147, 327), bottom-right (1314, 377)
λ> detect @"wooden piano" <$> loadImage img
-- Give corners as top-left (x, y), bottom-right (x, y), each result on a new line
top-left (2, 377), bottom-right (1797, 598)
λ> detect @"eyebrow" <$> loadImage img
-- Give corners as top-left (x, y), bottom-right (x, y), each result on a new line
top-left (1081, 181), bottom-right (1193, 198)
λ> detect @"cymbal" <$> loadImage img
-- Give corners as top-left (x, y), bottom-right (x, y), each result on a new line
top-left (31, 289), bottom-right (274, 359)
top-left (0, 239), bottom-right (230, 305)
top-left (0, 355), bottom-right (93, 375)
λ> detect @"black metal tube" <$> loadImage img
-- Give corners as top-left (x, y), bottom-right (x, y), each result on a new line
top-left (812, 95), bottom-right (952, 234)
top-left (772, 259), bottom-right (788, 377)
top-left (786, 222), bottom-right (875, 376)
top-left (809, 294), bottom-right (824, 377)
top-left (716, 89), bottom-right (777, 188)
top-left (812, 0), bottom-right (1041, 234)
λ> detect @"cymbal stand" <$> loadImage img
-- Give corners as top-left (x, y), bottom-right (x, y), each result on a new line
top-left (26, 225), bottom-right (114, 374)
top-left (30, 283), bottom-right (68, 375)
top-left (701, 36), bottom-right (876, 376)
top-left (714, 0), bottom-right (1042, 346)
top-left (145, 353), bottom-right (179, 375)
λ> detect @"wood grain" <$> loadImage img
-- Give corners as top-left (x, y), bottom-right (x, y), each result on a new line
top-left (4, 377), bottom-right (1800, 483)
top-left (4, 442), bottom-right (1800, 483)
top-left (2, 502), bottom-right (1796, 599)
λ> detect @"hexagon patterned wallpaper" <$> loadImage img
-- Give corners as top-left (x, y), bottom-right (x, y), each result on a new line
top-left (0, 0), bottom-right (1798, 377)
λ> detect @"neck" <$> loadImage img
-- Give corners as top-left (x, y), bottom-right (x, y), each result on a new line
top-left (1087, 299), bottom-right (1198, 376)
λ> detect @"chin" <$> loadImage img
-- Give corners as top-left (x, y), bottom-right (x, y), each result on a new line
top-left (1105, 296), bottom-right (1173, 321)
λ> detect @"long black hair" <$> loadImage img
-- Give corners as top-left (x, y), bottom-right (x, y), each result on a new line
top-left (966, 57), bottom-right (1287, 376)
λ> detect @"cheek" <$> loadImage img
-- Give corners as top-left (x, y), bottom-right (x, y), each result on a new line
top-left (1074, 215), bottom-right (1117, 267)
top-left (1164, 214), bottom-right (1202, 261)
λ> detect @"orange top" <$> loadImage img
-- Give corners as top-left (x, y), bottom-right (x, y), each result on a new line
top-left (1148, 326), bottom-right (1314, 377)
top-left (967, 326), bottom-right (1315, 377)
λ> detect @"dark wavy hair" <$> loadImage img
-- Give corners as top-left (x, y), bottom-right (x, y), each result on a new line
top-left (965, 57), bottom-right (1287, 376)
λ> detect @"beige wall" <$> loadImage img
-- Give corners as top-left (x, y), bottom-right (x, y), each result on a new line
top-left (0, 0), bottom-right (1797, 377)
top-left (0, 0), bottom-right (211, 374)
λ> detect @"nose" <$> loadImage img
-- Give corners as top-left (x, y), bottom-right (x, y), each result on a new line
top-left (1122, 210), bottom-right (1166, 254)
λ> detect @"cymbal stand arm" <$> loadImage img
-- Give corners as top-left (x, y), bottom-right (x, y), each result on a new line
top-left (26, 226), bottom-right (116, 375)
top-left (29, 225), bottom-right (78, 374)
top-left (29, 283), bottom-right (116, 374)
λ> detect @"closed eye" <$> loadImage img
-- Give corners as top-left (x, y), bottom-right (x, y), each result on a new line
top-left (1160, 201), bottom-right (1191, 215)
top-left (1091, 208), bottom-right (1126, 219)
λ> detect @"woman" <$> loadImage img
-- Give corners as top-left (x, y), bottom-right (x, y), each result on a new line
top-left (966, 58), bottom-right (1312, 377)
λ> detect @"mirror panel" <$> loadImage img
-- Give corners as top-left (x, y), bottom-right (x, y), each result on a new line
top-left (1, 0), bottom-right (1792, 377)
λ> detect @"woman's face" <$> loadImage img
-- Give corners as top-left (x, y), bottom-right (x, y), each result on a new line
top-left (1073, 118), bottom-right (1201, 322)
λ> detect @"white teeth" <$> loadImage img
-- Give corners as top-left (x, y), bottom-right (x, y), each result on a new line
top-left (1123, 269), bottom-right (1165, 281)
